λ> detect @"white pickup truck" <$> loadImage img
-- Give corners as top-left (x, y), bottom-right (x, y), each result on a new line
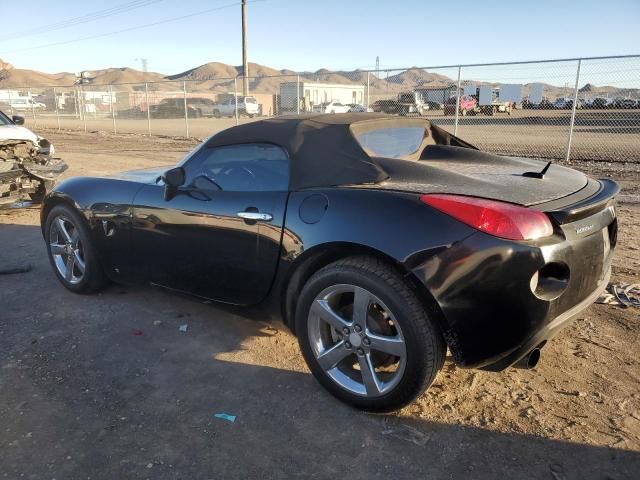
top-left (214, 96), bottom-right (259, 117)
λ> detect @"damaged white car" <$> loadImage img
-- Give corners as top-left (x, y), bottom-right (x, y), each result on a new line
top-left (0, 111), bottom-right (66, 206)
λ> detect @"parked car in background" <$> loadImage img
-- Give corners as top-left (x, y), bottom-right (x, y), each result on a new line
top-left (150, 98), bottom-right (201, 118)
top-left (371, 99), bottom-right (404, 115)
top-left (1, 97), bottom-right (46, 112)
top-left (443, 95), bottom-right (476, 116)
top-left (613, 98), bottom-right (638, 109)
top-left (214, 96), bottom-right (259, 117)
top-left (371, 92), bottom-right (440, 116)
top-left (522, 98), bottom-right (554, 109)
top-left (347, 104), bottom-right (373, 113)
top-left (1, 110), bottom-right (65, 206)
top-left (313, 100), bottom-right (351, 114)
top-left (585, 97), bottom-right (608, 109)
top-left (553, 98), bottom-right (573, 109)
top-left (187, 98), bottom-right (217, 117)
top-left (0, 110), bottom-right (54, 155)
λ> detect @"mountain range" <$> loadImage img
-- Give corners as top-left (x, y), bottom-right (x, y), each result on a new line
top-left (1, 59), bottom-right (637, 99)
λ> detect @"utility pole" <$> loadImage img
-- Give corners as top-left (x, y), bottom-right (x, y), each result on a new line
top-left (241, 0), bottom-right (249, 96)
top-left (136, 58), bottom-right (148, 72)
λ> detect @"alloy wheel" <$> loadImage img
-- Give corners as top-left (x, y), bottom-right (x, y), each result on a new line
top-left (49, 215), bottom-right (86, 285)
top-left (307, 284), bottom-right (407, 397)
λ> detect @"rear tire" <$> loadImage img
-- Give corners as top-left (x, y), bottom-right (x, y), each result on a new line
top-left (44, 204), bottom-right (108, 294)
top-left (295, 256), bottom-right (446, 412)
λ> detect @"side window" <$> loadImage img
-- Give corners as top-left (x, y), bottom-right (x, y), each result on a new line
top-left (191, 143), bottom-right (289, 192)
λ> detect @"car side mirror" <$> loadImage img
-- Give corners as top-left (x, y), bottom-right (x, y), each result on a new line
top-left (12, 115), bottom-right (25, 125)
top-left (162, 166), bottom-right (185, 201)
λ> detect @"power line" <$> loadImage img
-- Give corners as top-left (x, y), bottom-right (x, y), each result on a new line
top-left (0, 0), bottom-right (164, 43)
top-left (0, 1), bottom-right (265, 55)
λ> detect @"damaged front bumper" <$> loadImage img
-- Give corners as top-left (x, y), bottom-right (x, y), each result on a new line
top-left (0, 139), bottom-right (67, 206)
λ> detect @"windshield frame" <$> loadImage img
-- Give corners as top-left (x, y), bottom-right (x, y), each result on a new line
top-left (0, 110), bottom-right (13, 126)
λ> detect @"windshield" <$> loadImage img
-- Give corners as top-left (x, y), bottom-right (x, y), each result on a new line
top-left (355, 126), bottom-right (425, 158)
top-left (0, 110), bottom-right (11, 126)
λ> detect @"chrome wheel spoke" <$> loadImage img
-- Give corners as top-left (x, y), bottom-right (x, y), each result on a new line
top-left (74, 252), bottom-right (86, 274)
top-left (367, 332), bottom-right (405, 358)
top-left (352, 286), bottom-right (370, 328)
top-left (65, 254), bottom-right (75, 281)
top-left (358, 353), bottom-right (382, 396)
top-left (50, 243), bottom-right (65, 256)
top-left (310, 299), bottom-right (350, 331)
top-left (55, 218), bottom-right (72, 243)
top-left (317, 341), bottom-right (351, 371)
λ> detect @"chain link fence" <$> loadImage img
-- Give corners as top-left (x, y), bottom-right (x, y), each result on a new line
top-left (2, 55), bottom-right (639, 162)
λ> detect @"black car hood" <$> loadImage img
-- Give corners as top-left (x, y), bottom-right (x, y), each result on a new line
top-left (371, 145), bottom-right (589, 206)
top-left (110, 166), bottom-right (169, 184)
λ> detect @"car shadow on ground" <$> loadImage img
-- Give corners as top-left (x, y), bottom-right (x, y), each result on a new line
top-left (1, 222), bottom-right (638, 479)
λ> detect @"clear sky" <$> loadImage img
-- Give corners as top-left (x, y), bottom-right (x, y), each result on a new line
top-left (0, 0), bottom-right (638, 75)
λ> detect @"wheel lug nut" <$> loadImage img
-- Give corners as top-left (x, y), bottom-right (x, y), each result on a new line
top-left (357, 348), bottom-right (364, 356)
top-left (354, 325), bottom-right (362, 333)
top-left (342, 327), bottom-right (350, 335)
top-left (363, 337), bottom-right (370, 345)
top-left (345, 341), bottom-right (352, 349)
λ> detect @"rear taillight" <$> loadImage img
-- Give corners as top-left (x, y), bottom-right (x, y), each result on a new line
top-left (420, 194), bottom-right (553, 241)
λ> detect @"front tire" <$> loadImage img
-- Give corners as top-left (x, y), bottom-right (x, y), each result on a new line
top-left (44, 204), bottom-right (108, 294)
top-left (295, 256), bottom-right (446, 412)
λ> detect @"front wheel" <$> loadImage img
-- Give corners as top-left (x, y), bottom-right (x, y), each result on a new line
top-left (296, 256), bottom-right (446, 412)
top-left (44, 204), bottom-right (108, 294)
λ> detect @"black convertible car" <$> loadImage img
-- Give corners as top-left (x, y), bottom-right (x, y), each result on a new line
top-left (41, 114), bottom-right (618, 411)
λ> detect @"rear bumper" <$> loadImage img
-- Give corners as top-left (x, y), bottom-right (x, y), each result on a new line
top-left (409, 192), bottom-right (617, 370)
top-left (479, 265), bottom-right (610, 371)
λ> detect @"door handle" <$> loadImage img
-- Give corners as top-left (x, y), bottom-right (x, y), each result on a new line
top-left (237, 211), bottom-right (273, 222)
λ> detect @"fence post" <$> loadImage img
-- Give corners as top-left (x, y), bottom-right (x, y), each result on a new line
top-left (565, 59), bottom-right (582, 162)
top-left (183, 81), bottom-right (189, 138)
top-left (73, 87), bottom-right (79, 119)
top-left (109, 85), bottom-right (117, 134)
top-left (454, 66), bottom-right (462, 136)
top-left (145, 82), bottom-right (151, 136)
top-left (80, 85), bottom-right (87, 133)
top-left (296, 74), bottom-right (300, 115)
top-left (234, 78), bottom-right (239, 126)
top-left (29, 90), bottom-right (36, 125)
top-left (7, 90), bottom-right (12, 115)
top-left (366, 71), bottom-right (370, 109)
top-left (53, 87), bottom-right (60, 130)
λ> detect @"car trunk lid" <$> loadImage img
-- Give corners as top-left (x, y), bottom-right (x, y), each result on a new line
top-left (373, 145), bottom-right (590, 207)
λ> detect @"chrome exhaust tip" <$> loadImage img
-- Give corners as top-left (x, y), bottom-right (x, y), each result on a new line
top-left (513, 348), bottom-right (541, 369)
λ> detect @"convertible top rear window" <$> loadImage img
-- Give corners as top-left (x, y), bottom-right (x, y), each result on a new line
top-left (354, 127), bottom-right (425, 158)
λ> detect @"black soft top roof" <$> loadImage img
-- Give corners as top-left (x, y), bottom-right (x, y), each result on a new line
top-left (205, 113), bottom-right (473, 189)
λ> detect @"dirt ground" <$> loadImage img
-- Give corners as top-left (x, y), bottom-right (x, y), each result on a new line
top-left (1, 130), bottom-right (639, 479)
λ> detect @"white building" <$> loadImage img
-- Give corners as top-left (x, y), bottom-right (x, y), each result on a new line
top-left (280, 81), bottom-right (365, 112)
